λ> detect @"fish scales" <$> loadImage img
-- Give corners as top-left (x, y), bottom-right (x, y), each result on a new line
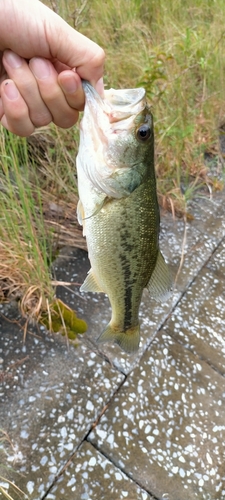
top-left (85, 179), bottom-right (159, 329)
top-left (76, 82), bottom-right (171, 353)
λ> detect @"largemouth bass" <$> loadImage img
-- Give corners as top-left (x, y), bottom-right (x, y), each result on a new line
top-left (76, 82), bottom-right (171, 353)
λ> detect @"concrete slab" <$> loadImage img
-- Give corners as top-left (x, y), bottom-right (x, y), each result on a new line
top-left (0, 304), bottom-right (124, 499)
top-left (188, 192), bottom-right (225, 243)
top-left (89, 332), bottom-right (225, 500)
top-left (206, 237), bottom-right (225, 274)
top-left (46, 441), bottom-right (154, 500)
top-left (163, 266), bottom-right (225, 375)
top-left (159, 211), bottom-right (218, 289)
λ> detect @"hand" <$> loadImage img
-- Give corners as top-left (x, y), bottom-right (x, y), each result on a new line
top-left (0, 0), bottom-right (105, 136)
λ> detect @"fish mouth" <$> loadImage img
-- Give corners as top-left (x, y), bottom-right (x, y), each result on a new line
top-left (82, 81), bottom-right (146, 124)
top-left (104, 87), bottom-right (146, 109)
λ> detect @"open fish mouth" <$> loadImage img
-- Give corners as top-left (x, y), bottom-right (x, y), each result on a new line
top-left (82, 81), bottom-right (146, 124)
top-left (104, 87), bottom-right (146, 108)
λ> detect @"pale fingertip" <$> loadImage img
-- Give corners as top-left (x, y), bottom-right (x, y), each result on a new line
top-left (29, 58), bottom-right (52, 80)
top-left (58, 71), bottom-right (84, 111)
top-left (1, 107), bottom-right (35, 137)
top-left (54, 109), bottom-right (79, 129)
top-left (3, 80), bottom-right (19, 101)
top-left (60, 74), bottom-right (78, 94)
top-left (2, 82), bottom-right (31, 134)
top-left (3, 50), bottom-right (23, 69)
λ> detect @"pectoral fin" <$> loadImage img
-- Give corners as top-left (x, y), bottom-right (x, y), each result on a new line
top-left (80, 269), bottom-right (103, 293)
top-left (77, 198), bottom-right (109, 237)
top-left (83, 197), bottom-right (109, 220)
top-left (77, 199), bottom-right (88, 237)
top-left (77, 199), bottom-right (84, 226)
top-left (147, 251), bottom-right (172, 301)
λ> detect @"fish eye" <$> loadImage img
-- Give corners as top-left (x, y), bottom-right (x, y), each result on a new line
top-left (136, 124), bottom-right (151, 142)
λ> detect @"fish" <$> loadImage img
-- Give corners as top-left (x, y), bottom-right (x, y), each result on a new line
top-left (76, 81), bottom-right (171, 353)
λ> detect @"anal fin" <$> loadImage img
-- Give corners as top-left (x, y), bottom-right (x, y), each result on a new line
top-left (147, 251), bottom-right (172, 301)
top-left (80, 269), bottom-right (103, 293)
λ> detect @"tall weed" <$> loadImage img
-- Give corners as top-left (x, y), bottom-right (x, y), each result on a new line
top-left (0, 129), bottom-right (54, 318)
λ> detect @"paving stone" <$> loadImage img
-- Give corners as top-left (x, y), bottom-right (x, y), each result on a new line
top-left (163, 266), bottom-right (225, 375)
top-left (206, 237), bottom-right (225, 274)
top-left (88, 332), bottom-right (225, 500)
top-left (0, 304), bottom-right (124, 499)
top-left (159, 211), bottom-right (218, 290)
top-left (46, 441), bottom-right (154, 500)
top-left (188, 192), bottom-right (225, 243)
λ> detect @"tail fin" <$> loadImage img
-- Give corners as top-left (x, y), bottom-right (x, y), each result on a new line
top-left (97, 323), bottom-right (140, 354)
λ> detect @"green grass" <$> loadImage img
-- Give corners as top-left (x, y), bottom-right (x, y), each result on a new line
top-left (0, 128), bottom-right (55, 320)
top-left (0, 123), bottom-right (87, 337)
top-left (1, 0), bottom-right (225, 312)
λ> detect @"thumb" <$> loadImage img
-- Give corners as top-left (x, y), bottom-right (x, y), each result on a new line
top-left (38, 3), bottom-right (105, 87)
top-left (0, 0), bottom-right (105, 88)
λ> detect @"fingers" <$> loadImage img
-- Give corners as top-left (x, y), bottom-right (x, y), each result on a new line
top-left (29, 57), bottom-right (81, 128)
top-left (0, 50), bottom-right (85, 135)
top-left (58, 70), bottom-right (84, 111)
top-left (0, 80), bottom-right (35, 136)
top-left (3, 50), bottom-right (52, 128)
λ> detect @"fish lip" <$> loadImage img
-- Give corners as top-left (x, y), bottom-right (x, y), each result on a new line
top-left (82, 80), bottom-right (146, 122)
top-left (105, 87), bottom-right (146, 109)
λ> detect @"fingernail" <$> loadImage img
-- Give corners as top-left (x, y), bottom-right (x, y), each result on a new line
top-left (95, 77), bottom-right (104, 97)
top-left (4, 50), bottom-right (22, 69)
top-left (29, 58), bottom-right (51, 79)
top-left (4, 81), bottom-right (19, 100)
top-left (60, 75), bottom-right (78, 94)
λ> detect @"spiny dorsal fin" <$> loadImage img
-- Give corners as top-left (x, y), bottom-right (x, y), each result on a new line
top-left (147, 251), bottom-right (172, 301)
top-left (80, 269), bottom-right (103, 293)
